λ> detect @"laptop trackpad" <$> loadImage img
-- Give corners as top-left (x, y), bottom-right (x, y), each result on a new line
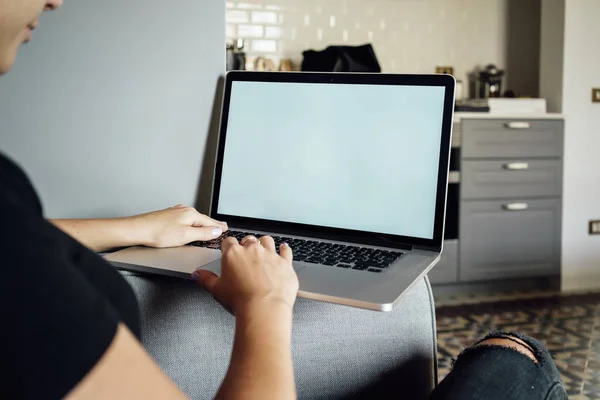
top-left (197, 260), bottom-right (306, 277)
top-left (105, 246), bottom-right (222, 275)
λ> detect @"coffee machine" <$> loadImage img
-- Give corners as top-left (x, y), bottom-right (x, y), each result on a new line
top-left (473, 64), bottom-right (505, 99)
top-left (226, 38), bottom-right (246, 71)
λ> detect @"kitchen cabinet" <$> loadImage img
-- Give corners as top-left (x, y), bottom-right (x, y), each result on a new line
top-left (461, 159), bottom-right (563, 199)
top-left (461, 119), bottom-right (563, 158)
top-left (429, 115), bottom-right (564, 285)
top-left (459, 199), bottom-right (561, 281)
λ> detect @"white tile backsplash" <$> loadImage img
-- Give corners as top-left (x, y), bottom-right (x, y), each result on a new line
top-left (227, 0), bottom-right (540, 95)
top-left (251, 39), bottom-right (278, 52)
top-left (265, 26), bottom-right (282, 38)
top-left (227, 9), bottom-right (250, 24)
top-left (238, 24), bottom-right (264, 37)
top-left (251, 10), bottom-right (279, 24)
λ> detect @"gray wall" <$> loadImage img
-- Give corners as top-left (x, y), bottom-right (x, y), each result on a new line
top-left (505, 0), bottom-right (541, 97)
top-left (539, 0), bottom-right (565, 112)
top-left (0, 1), bottom-right (224, 218)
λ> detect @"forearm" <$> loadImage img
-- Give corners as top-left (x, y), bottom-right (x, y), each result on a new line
top-left (216, 305), bottom-right (296, 400)
top-left (51, 218), bottom-right (146, 253)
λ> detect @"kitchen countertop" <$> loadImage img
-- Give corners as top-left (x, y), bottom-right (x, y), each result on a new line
top-left (454, 112), bottom-right (564, 122)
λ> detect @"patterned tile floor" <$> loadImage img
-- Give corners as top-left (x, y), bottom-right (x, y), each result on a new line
top-left (435, 291), bottom-right (600, 399)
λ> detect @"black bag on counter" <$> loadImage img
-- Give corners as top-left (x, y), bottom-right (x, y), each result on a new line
top-left (301, 44), bottom-right (381, 73)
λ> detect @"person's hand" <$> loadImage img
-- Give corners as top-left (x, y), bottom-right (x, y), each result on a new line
top-left (131, 205), bottom-right (228, 248)
top-left (193, 235), bottom-right (299, 317)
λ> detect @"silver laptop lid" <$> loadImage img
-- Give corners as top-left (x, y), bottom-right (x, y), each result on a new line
top-left (210, 72), bottom-right (455, 251)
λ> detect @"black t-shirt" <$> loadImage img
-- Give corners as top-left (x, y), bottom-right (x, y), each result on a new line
top-left (0, 153), bottom-right (141, 399)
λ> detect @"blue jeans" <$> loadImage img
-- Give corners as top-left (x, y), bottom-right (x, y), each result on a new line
top-left (430, 331), bottom-right (568, 400)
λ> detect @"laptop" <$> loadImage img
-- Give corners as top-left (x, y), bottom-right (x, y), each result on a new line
top-left (105, 71), bottom-right (455, 311)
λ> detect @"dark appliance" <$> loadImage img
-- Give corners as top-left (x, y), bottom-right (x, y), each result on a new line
top-left (445, 121), bottom-right (460, 240)
top-left (301, 44), bottom-right (381, 72)
top-left (476, 64), bottom-right (505, 98)
top-left (226, 39), bottom-right (246, 71)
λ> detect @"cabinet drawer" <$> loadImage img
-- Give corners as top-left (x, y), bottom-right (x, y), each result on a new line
top-left (462, 119), bottom-right (563, 158)
top-left (428, 239), bottom-right (459, 284)
top-left (459, 199), bottom-right (561, 282)
top-left (462, 159), bottom-right (562, 199)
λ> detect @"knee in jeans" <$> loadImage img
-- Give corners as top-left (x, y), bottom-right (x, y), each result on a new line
top-left (455, 331), bottom-right (542, 367)
top-left (475, 336), bottom-right (538, 363)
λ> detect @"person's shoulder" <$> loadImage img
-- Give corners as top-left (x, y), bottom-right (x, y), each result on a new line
top-left (0, 151), bottom-right (25, 177)
top-left (0, 154), bottom-right (52, 263)
top-left (0, 152), bottom-right (43, 215)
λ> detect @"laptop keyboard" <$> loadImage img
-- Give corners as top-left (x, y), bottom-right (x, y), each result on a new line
top-left (190, 230), bottom-right (403, 273)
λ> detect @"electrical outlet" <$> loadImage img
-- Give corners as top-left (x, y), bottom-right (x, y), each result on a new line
top-left (593, 88), bottom-right (600, 103)
top-left (590, 220), bottom-right (600, 235)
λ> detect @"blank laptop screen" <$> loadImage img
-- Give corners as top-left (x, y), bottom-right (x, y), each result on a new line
top-left (217, 80), bottom-right (446, 240)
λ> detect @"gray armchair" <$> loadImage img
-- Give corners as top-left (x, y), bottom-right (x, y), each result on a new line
top-left (122, 272), bottom-right (437, 399)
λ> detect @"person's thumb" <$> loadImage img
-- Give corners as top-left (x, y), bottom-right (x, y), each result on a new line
top-left (192, 269), bottom-right (219, 293)
top-left (187, 226), bottom-right (223, 242)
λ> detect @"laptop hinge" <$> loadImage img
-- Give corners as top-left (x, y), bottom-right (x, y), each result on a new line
top-left (415, 244), bottom-right (442, 253)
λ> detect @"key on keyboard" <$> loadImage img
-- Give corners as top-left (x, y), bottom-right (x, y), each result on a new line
top-left (190, 230), bottom-right (403, 273)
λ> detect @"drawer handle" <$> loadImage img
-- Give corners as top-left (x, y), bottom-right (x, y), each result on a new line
top-left (503, 203), bottom-right (529, 211)
top-left (503, 162), bottom-right (530, 170)
top-left (504, 121), bottom-right (531, 129)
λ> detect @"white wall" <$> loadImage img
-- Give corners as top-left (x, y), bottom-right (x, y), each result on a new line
top-left (560, 0), bottom-right (600, 290)
top-left (0, 1), bottom-right (224, 218)
top-left (226, 0), bottom-right (541, 97)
